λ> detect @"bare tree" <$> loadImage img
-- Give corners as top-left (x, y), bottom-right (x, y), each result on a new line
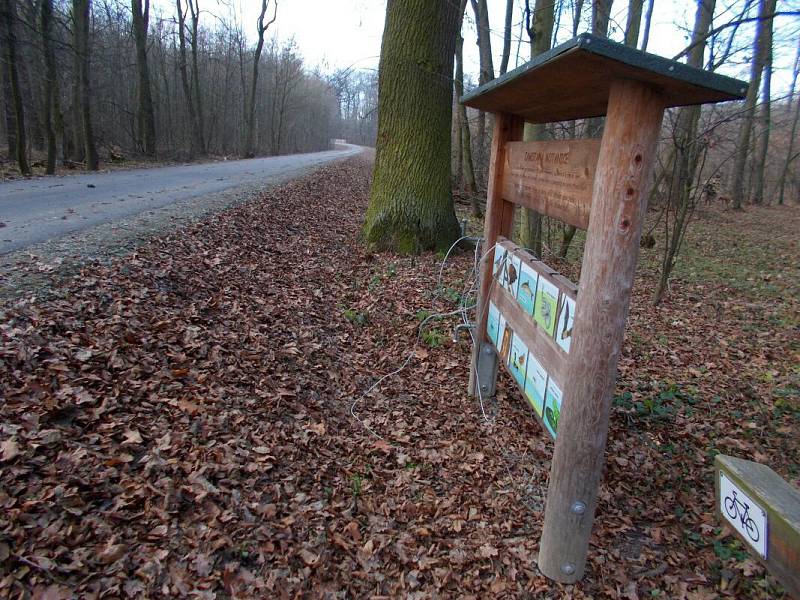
top-left (625, 0), bottom-right (645, 47)
top-left (776, 38), bottom-right (800, 205)
top-left (640, 0), bottom-right (655, 50)
top-left (269, 44), bottom-right (302, 155)
top-left (176, 0), bottom-right (203, 156)
top-left (1, 0), bottom-right (30, 174)
top-left (751, 0), bottom-right (774, 204)
top-left (729, 0), bottom-right (776, 208)
top-left (469, 0), bottom-right (493, 177)
top-left (363, 0), bottom-right (462, 253)
top-left (519, 0), bottom-right (556, 255)
top-left (499, 0), bottom-right (514, 76)
top-left (72, 0), bottom-right (98, 170)
top-left (455, 0), bottom-right (478, 215)
top-left (132, 0), bottom-right (156, 156)
top-left (40, 0), bottom-right (58, 173)
top-left (652, 0), bottom-right (716, 305)
top-left (592, 0), bottom-right (614, 38)
top-left (244, 0), bottom-right (277, 158)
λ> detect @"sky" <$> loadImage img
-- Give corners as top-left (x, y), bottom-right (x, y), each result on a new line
top-left (154, 0), bottom-right (798, 96)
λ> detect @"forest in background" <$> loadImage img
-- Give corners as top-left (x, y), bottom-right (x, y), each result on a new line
top-left (0, 0), bottom-right (379, 171)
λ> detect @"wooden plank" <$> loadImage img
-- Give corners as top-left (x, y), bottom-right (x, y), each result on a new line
top-left (502, 139), bottom-right (601, 229)
top-left (715, 454), bottom-right (800, 598)
top-left (538, 79), bottom-right (666, 583)
top-left (469, 113), bottom-right (524, 397)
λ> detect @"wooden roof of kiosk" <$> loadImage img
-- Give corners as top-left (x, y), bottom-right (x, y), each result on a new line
top-left (464, 34), bottom-right (748, 586)
top-left (461, 33), bottom-right (747, 122)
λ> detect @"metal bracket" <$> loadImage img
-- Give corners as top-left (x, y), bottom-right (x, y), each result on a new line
top-left (475, 343), bottom-right (499, 398)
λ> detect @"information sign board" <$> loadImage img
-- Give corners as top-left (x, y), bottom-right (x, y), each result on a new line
top-left (486, 238), bottom-right (577, 439)
top-left (502, 139), bottom-right (601, 230)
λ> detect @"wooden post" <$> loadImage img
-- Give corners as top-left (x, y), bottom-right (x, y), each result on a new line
top-left (469, 112), bottom-right (523, 396)
top-left (538, 79), bottom-right (665, 582)
top-left (715, 454), bottom-right (800, 597)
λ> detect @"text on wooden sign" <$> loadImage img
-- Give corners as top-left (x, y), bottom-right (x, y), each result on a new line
top-left (502, 138), bottom-right (601, 230)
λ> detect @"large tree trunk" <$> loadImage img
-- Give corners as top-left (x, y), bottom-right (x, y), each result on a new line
top-left (752, 7), bottom-right (773, 205)
top-left (730, 0), bottom-right (775, 208)
top-left (73, 0), bottom-right (99, 170)
top-left (40, 0), bottom-right (57, 173)
top-left (132, 0), bottom-right (156, 157)
top-left (518, 0), bottom-right (555, 255)
top-left (0, 0), bottom-right (30, 175)
top-left (363, 0), bottom-right (461, 253)
top-left (244, 0), bottom-right (277, 158)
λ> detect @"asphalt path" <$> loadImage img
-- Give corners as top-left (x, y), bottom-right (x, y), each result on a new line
top-left (0, 145), bottom-right (361, 255)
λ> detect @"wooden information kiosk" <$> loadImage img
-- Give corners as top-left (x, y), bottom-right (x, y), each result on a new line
top-left (461, 34), bottom-right (747, 583)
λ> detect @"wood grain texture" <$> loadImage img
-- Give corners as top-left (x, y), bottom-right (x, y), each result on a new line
top-left (715, 455), bottom-right (800, 598)
top-left (538, 79), bottom-right (666, 582)
top-left (469, 113), bottom-right (523, 396)
top-left (502, 139), bottom-right (601, 229)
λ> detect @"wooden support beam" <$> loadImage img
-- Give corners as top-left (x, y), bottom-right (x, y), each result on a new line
top-left (537, 79), bottom-right (665, 582)
top-left (469, 112), bottom-right (523, 396)
top-left (715, 454), bottom-right (800, 598)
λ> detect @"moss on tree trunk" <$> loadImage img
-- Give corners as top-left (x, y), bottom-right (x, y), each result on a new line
top-left (363, 0), bottom-right (461, 254)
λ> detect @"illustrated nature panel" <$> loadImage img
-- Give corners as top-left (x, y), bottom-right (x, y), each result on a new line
top-left (487, 243), bottom-right (578, 439)
top-left (556, 295), bottom-right (575, 353)
top-left (534, 276), bottom-right (559, 337)
top-left (487, 301), bottom-right (501, 347)
top-left (524, 355), bottom-right (548, 417)
top-left (543, 379), bottom-right (563, 438)
top-left (508, 333), bottom-right (528, 388)
top-left (493, 246), bottom-right (521, 296)
top-left (516, 261), bottom-right (538, 316)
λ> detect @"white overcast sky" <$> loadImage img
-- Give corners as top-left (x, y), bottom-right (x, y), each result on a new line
top-left (153, 0), bottom-right (798, 95)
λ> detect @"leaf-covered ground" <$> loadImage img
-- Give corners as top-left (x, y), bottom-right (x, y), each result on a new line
top-left (1, 154), bottom-right (798, 598)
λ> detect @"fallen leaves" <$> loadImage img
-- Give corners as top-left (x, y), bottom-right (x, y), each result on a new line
top-left (0, 156), bottom-right (796, 598)
top-left (0, 437), bottom-right (19, 461)
top-left (96, 543), bottom-right (127, 565)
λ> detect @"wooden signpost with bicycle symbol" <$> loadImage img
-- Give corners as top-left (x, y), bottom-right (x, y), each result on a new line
top-left (715, 454), bottom-right (800, 597)
top-left (461, 34), bottom-right (748, 582)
